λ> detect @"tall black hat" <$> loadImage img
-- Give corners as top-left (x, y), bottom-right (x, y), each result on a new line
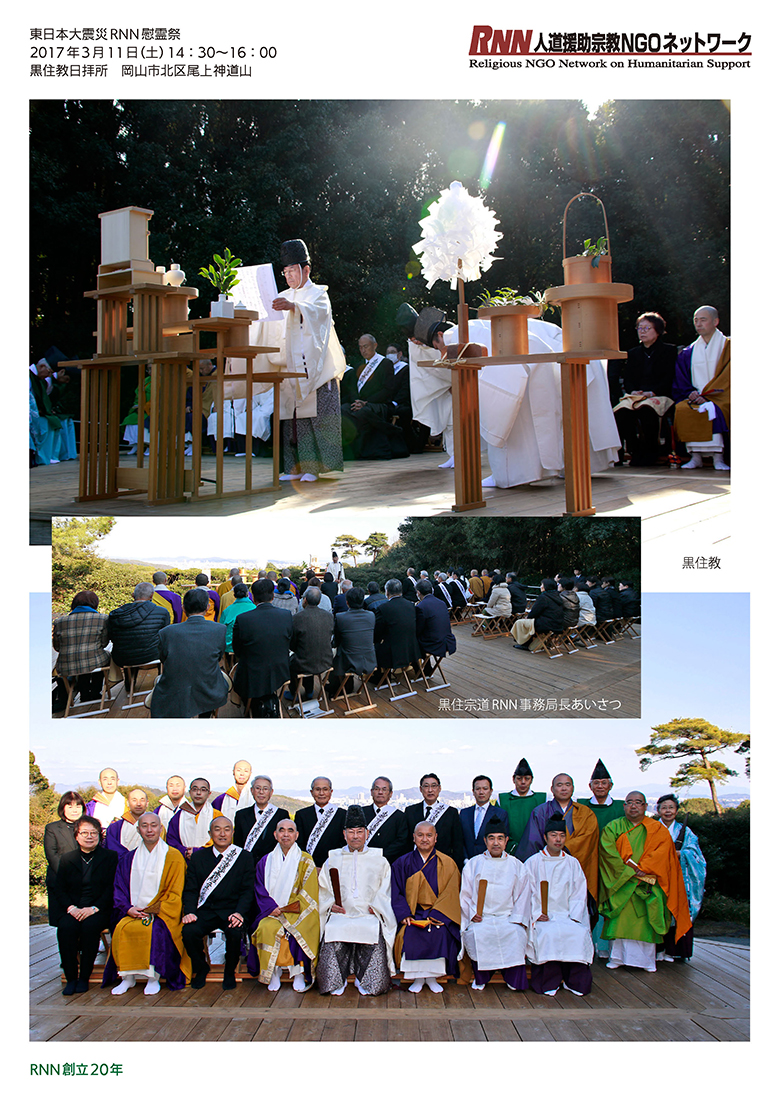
top-left (280, 239), bottom-right (311, 268)
top-left (483, 815), bottom-right (508, 835)
top-left (543, 813), bottom-right (567, 836)
top-left (344, 804), bottom-right (367, 830)
top-left (395, 302), bottom-right (449, 346)
top-left (590, 759), bottom-right (612, 781)
top-left (513, 758), bottom-right (533, 778)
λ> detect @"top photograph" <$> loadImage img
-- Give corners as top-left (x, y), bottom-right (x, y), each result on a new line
top-left (29, 99), bottom-right (729, 542)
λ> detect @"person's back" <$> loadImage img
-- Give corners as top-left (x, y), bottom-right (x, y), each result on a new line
top-left (559, 588), bottom-right (580, 628)
top-left (108, 594), bottom-right (169, 667)
top-left (152, 600), bottom-right (227, 718)
top-left (291, 603), bottom-right (334, 673)
top-left (484, 582), bottom-right (512, 617)
top-left (529, 588), bottom-right (564, 633)
top-left (232, 580), bottom-right (292, 704)
top-left (415, 588), bottom-right (457, 656)
top-left (333, 589), bottom-right (376, 675)
top-left (507, 579), bottom-right (527, 614)
top-left (374, 592), bottom-right (420, 669)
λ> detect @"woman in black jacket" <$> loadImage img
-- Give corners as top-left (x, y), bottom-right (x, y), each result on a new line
top-left (52, 815), bottom-right (118, 995)
top-left (43, 791), bottom-right (86, 925)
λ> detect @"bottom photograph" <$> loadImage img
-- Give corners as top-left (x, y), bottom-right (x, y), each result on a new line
top-left (30, 592), bottom-right (749, 1044)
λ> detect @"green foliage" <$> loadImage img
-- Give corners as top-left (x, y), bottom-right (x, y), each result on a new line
top-left (636, 718), bottom-right (749, 813)
top-left (332, 534), bottom-right (363, 567)
top-left (698, 892), bottom-right (749, 925)
top-left (29, 755), bottom-right (59, 903)
top-left (683, 804), bottom-right (750, 901)
top-left (362, 532), bottom-right (389, 564)
top-left (581, 235), bottom-right (609, 265)
top-left (198, 246), bottom-right (243, 295)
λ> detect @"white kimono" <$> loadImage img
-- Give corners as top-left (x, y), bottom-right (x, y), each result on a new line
top-left (318, 847), bottom-right (396, 973)
top-left (460, 851), bottom-right (530, 972)
top-left (409, 318), bottom-right (619, 487)
top-left (524, 849), bottom-right (594, 965)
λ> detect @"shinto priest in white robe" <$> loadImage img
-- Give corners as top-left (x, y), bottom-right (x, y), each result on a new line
top-left (459, 850), bottom-right (530, 972)
top-left (524, 848), bottom-right (594, 965)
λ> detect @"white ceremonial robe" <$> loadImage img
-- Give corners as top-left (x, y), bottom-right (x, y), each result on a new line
top-left (686, 329), bottom-right (727, 454)
top-left (524, 850), bottom-right (594, 966)
top-left (156, 796), bottom-right (185, 830)
top-left (89, 791), bottom-right (126, 830)
top-left (215, 785), bottom-right (254, 824)
top-left (232, 391), bottom-right (274, 442)
top-left (177, 801), bottom-right (216, 850)
top-left (318, 847), bottom-right (395, 973)
top-left (460, 852), bottom-right (530, 972)
top-left (253, 278), bottom-right (347, 420)
top-left (409, 318), bottom-right (619, 487)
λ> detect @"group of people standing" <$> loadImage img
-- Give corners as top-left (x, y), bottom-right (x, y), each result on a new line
top-left (43, 756), bottom-right (705, 1000)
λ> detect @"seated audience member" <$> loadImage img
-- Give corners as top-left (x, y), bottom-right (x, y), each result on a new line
top-left (613, 312), bottom-right (677, 467)
top-left (148, 588), bottom-right (229, 719)
top-left (305, 575), bottom-right (333, 615)
top-left (372, 579), bottom-right (421, 674)
top-left (574, 582), bottom-right (597, 627)
top-left (475, 573), bottom-right (512, 619)
top-left (232, 578), bottom-right (293, 718)
top-left (219, 583), bottom-right (255, 652)
top-left (151, 571), bottom-right (183, 623)
top-left (505, 574), bottom-right (527, 616)
top-left (104, 812), bottom-right (190, 995)
top-left (234, 775), bottom-right (288, 864)
top-left (288, 586), bottom-right (335, 700)
top-left (460, 776), bottom-right (510, 860)
top-left (317, 806), bottom-right (395, 996)
top-left (404, 773), bottom-right (464, 869)
top-left (460, 818), bottom-right (531, 990)
top-left (432, 572), bottom-right (454, 609)
top-left (272, 576), bottom-right (298, 617)
top-left (341, 334), bottom-right (408, 460)
top-left (155, 776), bottom-right (187, 830)
top-left (85, 768), bottom-right (126, 829)
top-left (618, 581), bottom-right (641, 618)
top-left (524, 814), bottom-right (594, 996)
top-left (166, 778), bottom-right (217, 859)
top-left (107, 582), bottom-right (170, 669)
top-left (251, 819), bottom-right (320, 992)
top-left (333, 578), bottom-right (353, 615)
top-left (447, 570), bottom-right (470, 610)
top-left (391, 822), bottom-right (461, 992)
top-left (585, 577), bottom-right (610, 624)
top-left (511, 578), bottom-right (565, 650)
top-left (44, 792), bottom-right (86, 927)
top-left (415, 580), bottom-right (457, 661)
top-left (217, 568), bottom-right (242, 598)
top-left (212, 760), bottom-right (254, 821)
top-left (402, 567), bottom-right (418, 602)
top-left (600, 577), bottom-right (623, 620)
top-left (363, 580), bottom-right (387, 611)
top-left (558, 579), bottom-right (580, 629)
top-left (105, 788), bottom-right (150, 855)
top-left (52, 590), bottom-right (110, 703)
top-left (181, 817), bottom-right (256, 989)
top-left (182, 574), bottom-right (221, 621)
top-left (331, 586), bottom-right (376, 688)
top-left (671, 304), bottom-right (730, 470)
top-left (293, 777), bottom-right (347, 868)
top-left (362, 776), bottom-right (411, 865)
top-left (320, 571), bottom-right (339, 601)
top-left (52, 816), bottom-right (118, 995)
top-left (468, 570), bottom-right (488, 602)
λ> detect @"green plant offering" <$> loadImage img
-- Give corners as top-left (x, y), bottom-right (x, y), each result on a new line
top-left (580, 236), bottom-right (609, 267)
top-left (199, 246), bottom-right (243, 295)
top-left (477, 287), bottom-right (554, 316)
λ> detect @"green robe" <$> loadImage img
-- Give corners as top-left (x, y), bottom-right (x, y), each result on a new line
top-left (599, 817), bottom-right (671, 944)
top-left (498, 790), bottom-right (546, 855)
top-left (579, 797), bottom-right (625, 834)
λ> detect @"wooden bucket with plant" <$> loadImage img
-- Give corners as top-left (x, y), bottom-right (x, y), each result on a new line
top-left (562, 193), bottom-right (612, 285)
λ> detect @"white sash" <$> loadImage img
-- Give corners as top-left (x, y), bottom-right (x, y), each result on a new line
top-left (305, 804), bottom-right (338, 855)
top-left (197, 844), bottom-right (242, 908)
top-left (178, 801), bottom-right (214, 849)
top-left (366, 805), bottom-right (400, 841)
top-left (265, 842), bottom-right (302, 907)
top-left (120, 819), bottom-right (143, 852)
top-left (437, 583), bottom-right (452, 608)
top-left (358, 354), bottom-right (382, 390)
top-left (244, 803), bottom-right (279, 853)
top-left (422, 800), bottom-right (448, 826)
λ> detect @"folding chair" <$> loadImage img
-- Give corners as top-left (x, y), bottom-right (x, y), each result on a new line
top-left (59, 666), bottom-right (112, 718)
top-left (285, 667), bottom-right (334, 717)
top-left (120, 661), bottom-right (162, 710)
top-left (331, 669), bottom-right (377, 715)
top-left (374, 665), bottom-right (418, 702)
top-left (415, 653), bottom-right (450, 691)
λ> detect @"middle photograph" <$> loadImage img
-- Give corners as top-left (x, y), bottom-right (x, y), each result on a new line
top-left (50, 513), bottom-right (640, 721)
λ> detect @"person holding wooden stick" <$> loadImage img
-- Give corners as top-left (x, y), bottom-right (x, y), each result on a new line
top-left (524, 814), bottom-right (594, 996)
top-left (459, 818), bottom-right (530, 991)
top-left (316, 806), bottom-right (395, 996)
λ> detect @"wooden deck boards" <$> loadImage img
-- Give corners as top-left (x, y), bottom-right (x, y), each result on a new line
top-left (30, 926), bottom-right (748, 1042)
top-left (30, 452), bottom-right (729, 543)
top-left (55, 618), bottom-right (641, 720)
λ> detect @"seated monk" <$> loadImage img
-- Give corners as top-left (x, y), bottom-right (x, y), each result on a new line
top-left (390, 821), bottom-right (461, 993)
top-left (103, 812), bottom-right (190, 995)
top-left (250, 819), bottom-right (319, 992)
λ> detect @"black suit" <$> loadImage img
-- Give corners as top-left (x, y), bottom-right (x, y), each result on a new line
top-left (415, 594), bottom-right (457, 657)
top-left (53, 846), bottom-right (118, 983)
top-left (507, 581), bottom-right (528, 614)
top-left (181, 846), bottom-right (256, 979)
top-left (290, 605), bottom-right (335, 690)
top-left (403, 802), bottom-right (464, 869)
top-left (332, 609), bottom-right (376, 677)
top-left (341, 358), bottom-right (409, 459)
top-left (44, 819), bottom-right (79, 924)
top-left (373, 596), bottom-right (421, 670)
top-left (232, 602), bottom-right (292, 707)
top-left (151, 616), bottom-right (228, 718)
top-left (362, 805), bottom-right (411, 865)
top-left (233, 805), bottom-right (288, 864)
top-left (293, 804), bottom-right (347, 867)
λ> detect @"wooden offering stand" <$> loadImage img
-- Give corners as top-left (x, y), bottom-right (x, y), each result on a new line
top-left (62, 205), bottom-right (297, 506)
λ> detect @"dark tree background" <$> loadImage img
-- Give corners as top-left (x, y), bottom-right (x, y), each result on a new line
top-left (30, 98), bottom-right (729, 377)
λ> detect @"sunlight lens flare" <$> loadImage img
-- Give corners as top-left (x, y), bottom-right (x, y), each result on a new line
top-left (479, 122), bottom-right (506, 190)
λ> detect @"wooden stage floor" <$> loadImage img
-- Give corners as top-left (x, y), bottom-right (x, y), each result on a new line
top-left (30, 452), bottom-right (730, 546)
top-left (30, 925), bottom-right (749, 1043)
top-left (55, 617), bottom-right (641, 720)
